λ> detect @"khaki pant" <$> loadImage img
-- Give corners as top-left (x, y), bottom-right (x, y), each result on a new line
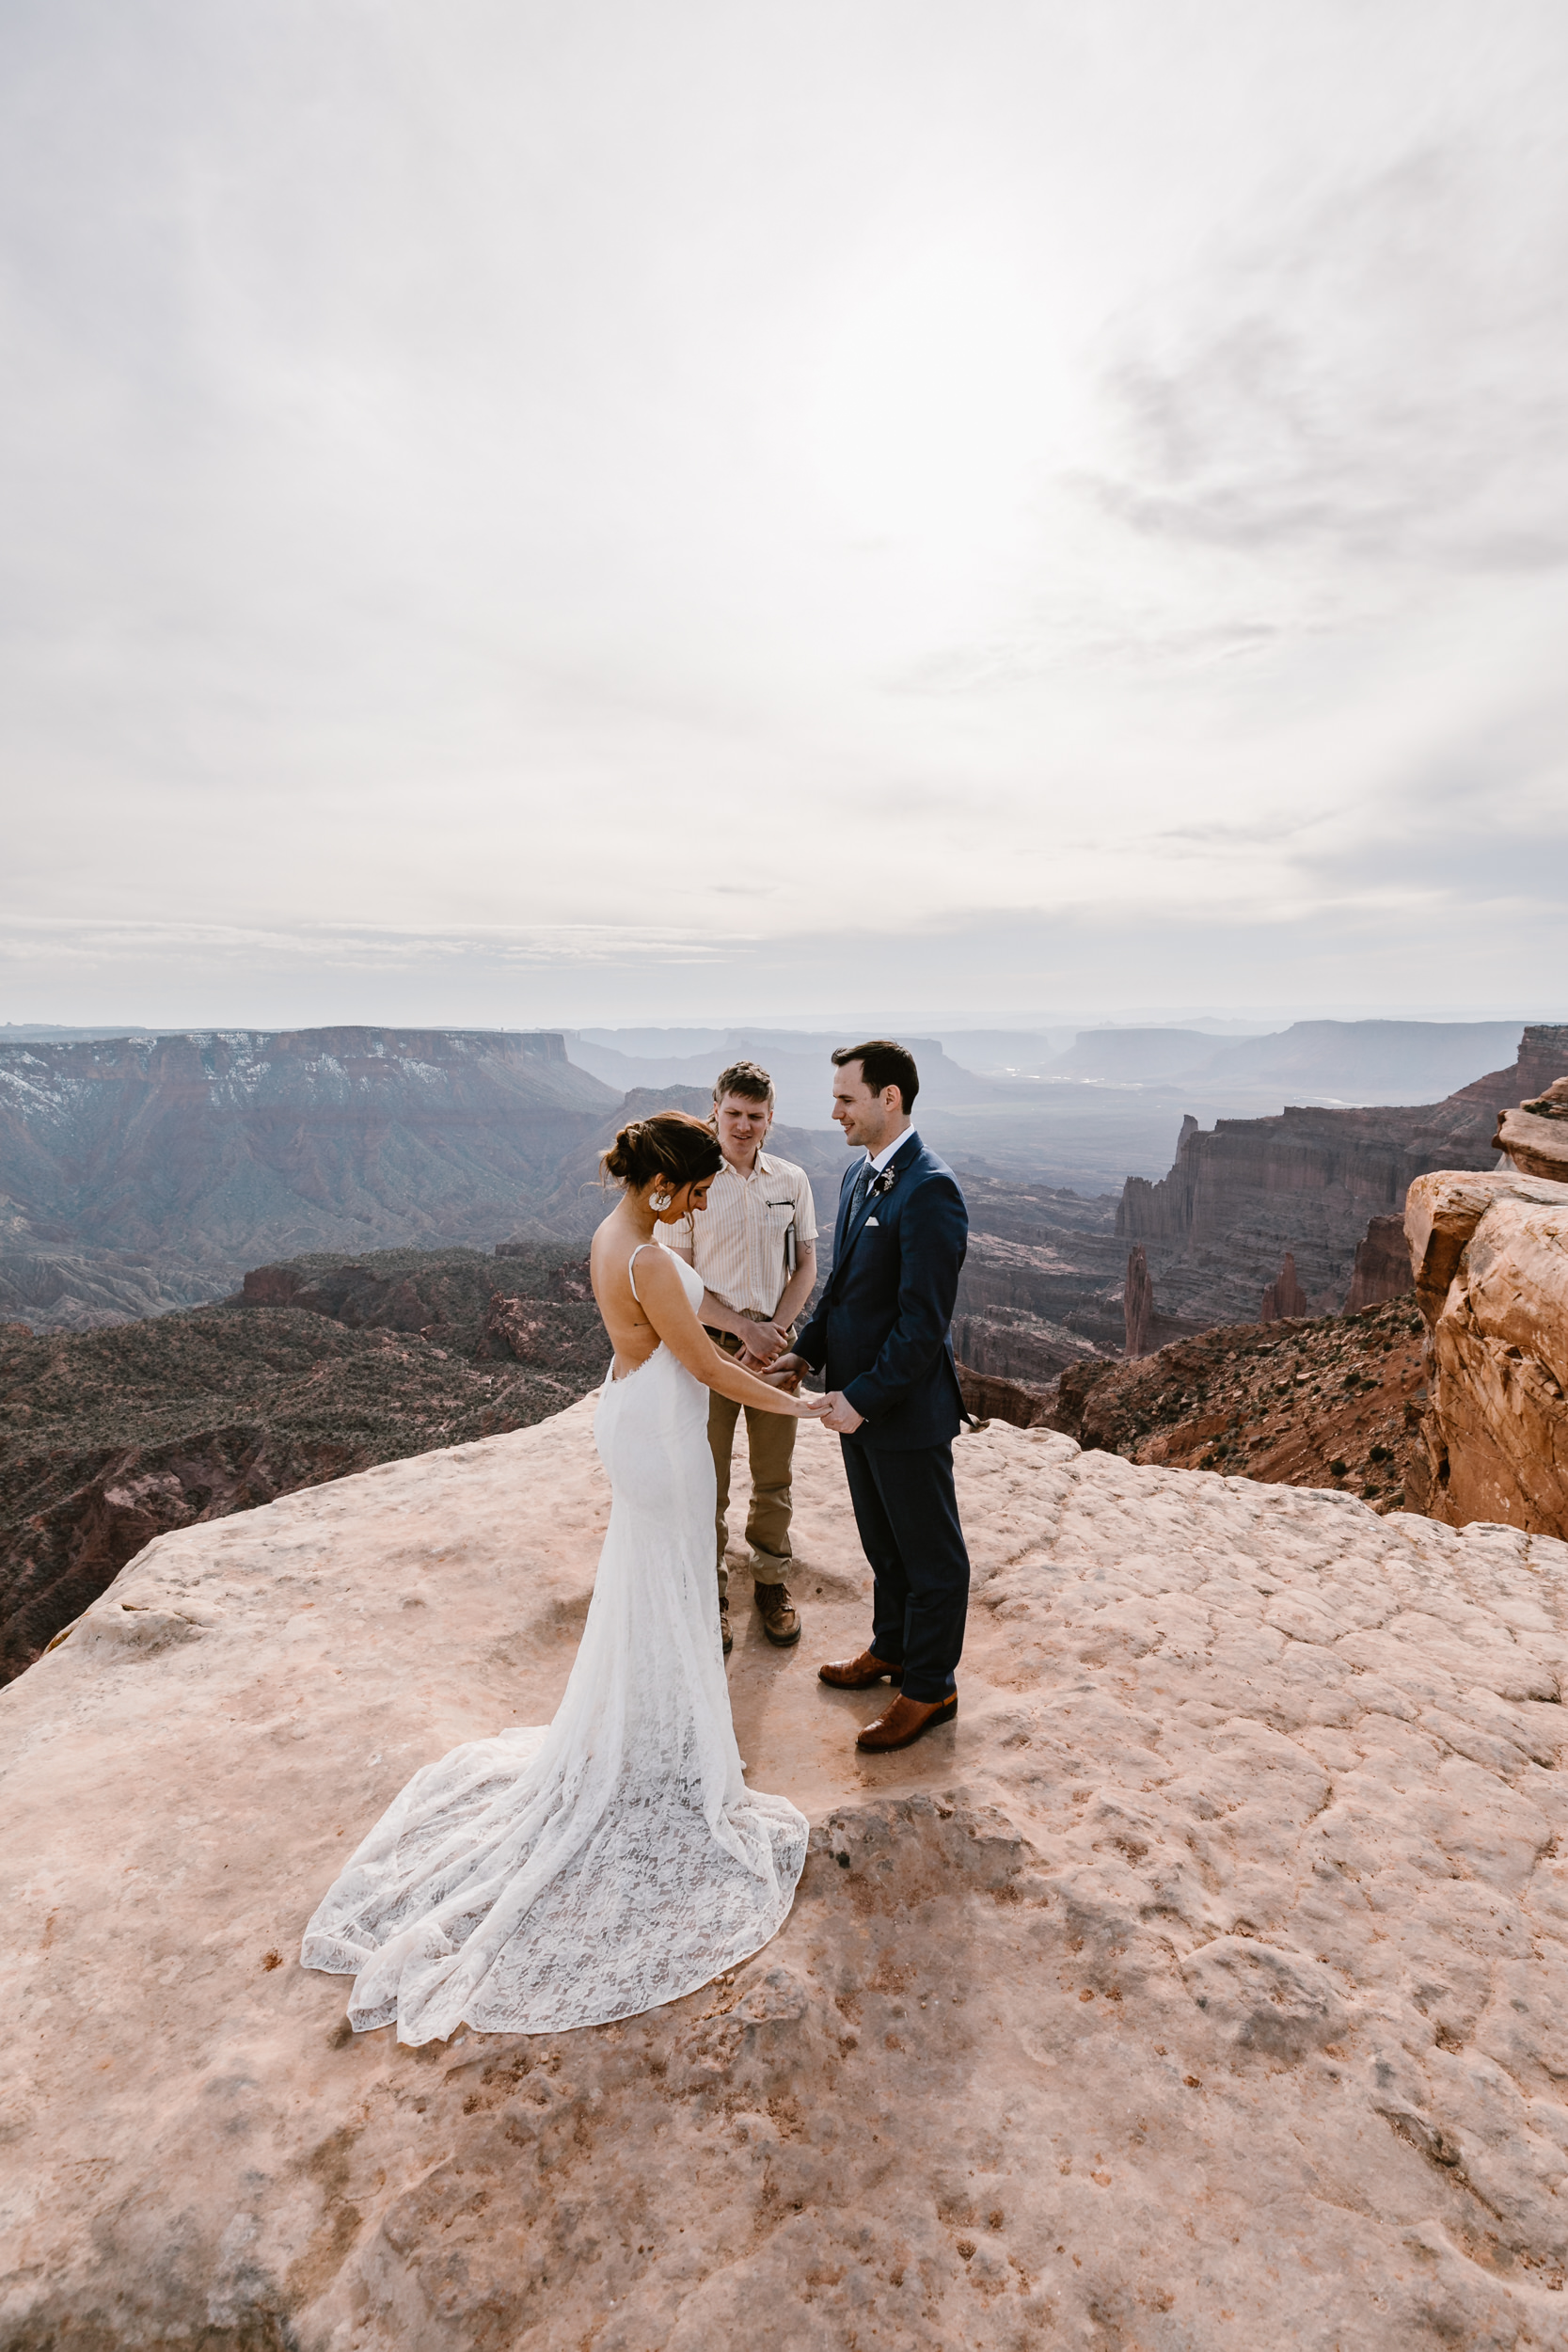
top-left (707, 1327), bottom-right (798, 1600)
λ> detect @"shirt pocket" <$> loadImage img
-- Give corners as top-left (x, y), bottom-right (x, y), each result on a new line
top-left (762, 1200), bottom-right (798, 1272)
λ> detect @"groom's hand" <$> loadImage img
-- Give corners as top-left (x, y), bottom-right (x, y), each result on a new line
top-left (821, 1391), bottom-right (864, 1433)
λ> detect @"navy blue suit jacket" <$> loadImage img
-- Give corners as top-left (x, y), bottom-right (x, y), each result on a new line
top-left (794, 1132), bottom-right (968, 1453)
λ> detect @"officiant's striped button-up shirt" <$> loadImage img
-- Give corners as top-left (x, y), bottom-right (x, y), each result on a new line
top-left (659, 1150), bottom-right (817, 1320)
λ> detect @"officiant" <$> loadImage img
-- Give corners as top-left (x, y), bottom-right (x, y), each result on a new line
top-left (658, 1059), bottom-right (817, 1655)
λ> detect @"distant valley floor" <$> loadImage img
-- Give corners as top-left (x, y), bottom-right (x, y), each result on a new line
top-left (0, 1244), bottom-right (607, 1680)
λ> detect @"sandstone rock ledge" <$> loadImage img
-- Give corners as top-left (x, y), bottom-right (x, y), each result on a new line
top-left (1405, 1169), bottom-right (1568, 1536)
top-left (8, 1405), bottom-right (1568, 2349)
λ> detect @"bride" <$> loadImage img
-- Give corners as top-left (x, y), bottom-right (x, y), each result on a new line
top-left (301, 1111), bottom-right (829, 2043)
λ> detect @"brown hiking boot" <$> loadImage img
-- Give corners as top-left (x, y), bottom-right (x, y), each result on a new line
top-left (719, 1596), bottom-right (733, 1657)
top-left (818, 1650), bottom-right (902, 1690)
top-left (753, 1581), bottom-right (801, 1647)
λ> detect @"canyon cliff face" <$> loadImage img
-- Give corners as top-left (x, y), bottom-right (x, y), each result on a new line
top-left (1117, 1025), bottom-right (1568, 1329)
top-left (950, 1031), bottom-right (1561, 1387)
top-left (1404, 1168), bottom-right (1568, 1538)
top-left (1343, 1214), bottom-right (1416, 1313)
top-left (0, 1027), bottom-right (618, 1321)
top-left (948, 1177), bottom-right (1124, 1390)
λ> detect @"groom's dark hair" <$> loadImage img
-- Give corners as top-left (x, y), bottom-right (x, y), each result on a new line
top-left (832, 1039), bottom-right (919, 1113)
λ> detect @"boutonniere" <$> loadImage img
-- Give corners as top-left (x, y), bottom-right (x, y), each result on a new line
top-left (870, 1165), bottom-right (899, 1199)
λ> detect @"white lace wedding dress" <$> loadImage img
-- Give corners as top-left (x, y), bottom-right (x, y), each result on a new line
top-left (301, 1246), bottom-right (809, 2043)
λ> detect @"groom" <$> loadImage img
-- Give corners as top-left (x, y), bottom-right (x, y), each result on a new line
top-left (772, 1041), bottom-right (972, 1754)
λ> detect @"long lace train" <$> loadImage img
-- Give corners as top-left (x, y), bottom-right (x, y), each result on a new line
top-left (301, 1283), bottom-right (809, 2043)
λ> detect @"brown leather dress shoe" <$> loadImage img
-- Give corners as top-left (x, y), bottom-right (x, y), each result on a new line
top-left (818, 1650), bottom-right (904, 1690)
top-left (855, 1692), bottom-right (958, 1751)
top-left (753, 1581), bottom-right (801, 1646)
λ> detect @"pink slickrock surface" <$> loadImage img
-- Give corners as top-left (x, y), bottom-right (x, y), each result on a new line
top-left (7, 1399), bottom-right (1568, 2346)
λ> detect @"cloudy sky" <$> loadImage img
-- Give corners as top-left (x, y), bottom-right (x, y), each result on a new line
top-left (4, 0), bottom-right (1566, 1029)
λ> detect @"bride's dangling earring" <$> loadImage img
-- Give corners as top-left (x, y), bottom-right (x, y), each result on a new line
top-left (648, 1188), bottom-right (673, 1212)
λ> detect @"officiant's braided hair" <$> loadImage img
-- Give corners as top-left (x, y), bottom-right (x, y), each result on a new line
top-left (600, 1109), bottom-right (723, 1193)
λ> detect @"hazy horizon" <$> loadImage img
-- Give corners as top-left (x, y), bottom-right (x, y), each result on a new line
top-left (3, 1006), bottom-right (1554, 1043)
top-left (5, 1007), bottom-right (1541, 1194)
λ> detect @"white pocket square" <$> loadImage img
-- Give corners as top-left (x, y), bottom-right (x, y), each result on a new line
top-left (864, 1216), bottom-right (879, 1226)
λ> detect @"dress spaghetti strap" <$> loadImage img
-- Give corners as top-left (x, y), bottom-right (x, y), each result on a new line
top-left (626, 1241), bottom-right (658, 1302)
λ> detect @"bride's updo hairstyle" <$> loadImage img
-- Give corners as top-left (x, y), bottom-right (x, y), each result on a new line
top-left (599, 1109), bottom-right (722, 1196)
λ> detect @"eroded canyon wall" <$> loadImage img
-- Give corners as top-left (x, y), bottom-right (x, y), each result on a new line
top-left (1117, 1025), bottom-right (1568, 1330)
top-left (0, 1028), bottom-right (619, 1313)
top-left (948, 1175), bottom-right (1125, 1388)
top-left (1343, 1214), bottom-right (1415, 1313)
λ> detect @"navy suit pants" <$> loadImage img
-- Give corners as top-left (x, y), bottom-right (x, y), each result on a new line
top-left (839, 1438), bottom-right (970, 1703)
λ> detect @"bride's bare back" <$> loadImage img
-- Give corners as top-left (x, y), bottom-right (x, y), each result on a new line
top-left (591, 1189), bottom-right (711, 1381)
top-left (590, 1184), bottom-right (827, 1422)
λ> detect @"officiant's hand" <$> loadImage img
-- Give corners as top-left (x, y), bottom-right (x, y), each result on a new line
top-left (739, 1318), bottom-right (789, 1366)
top-left (821, 1391), bottom-right (864, 1434)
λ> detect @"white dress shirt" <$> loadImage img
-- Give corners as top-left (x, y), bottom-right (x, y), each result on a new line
top-left (863, 1126), bottom-right (915, 1177)
top-left (659, 1149), bottom-right (816, 1317)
